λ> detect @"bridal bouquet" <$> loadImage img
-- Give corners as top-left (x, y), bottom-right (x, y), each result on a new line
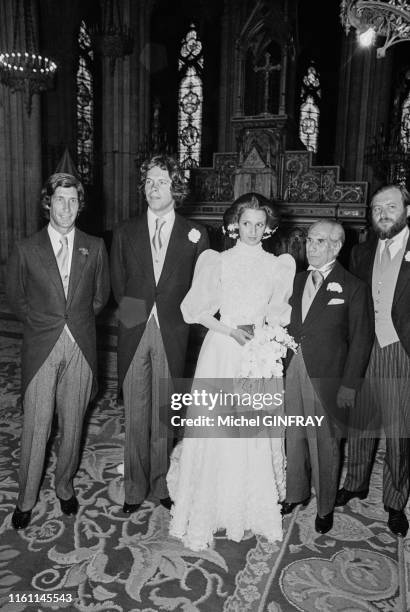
top-left (238, 323), bottom-right (298, 379)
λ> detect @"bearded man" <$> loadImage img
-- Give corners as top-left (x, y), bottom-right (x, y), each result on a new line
top-left (336, 184), bottom-right (410, 537)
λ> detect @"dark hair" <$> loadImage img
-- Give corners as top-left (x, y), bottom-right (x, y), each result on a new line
top-left (41, 173), bottom-right (85, 219)
top-left (370, 183), bottom-right (410, 209)
top-left (140, 154), bottom-right (188, 207)
top-left (223, 192), bottom-right (280, 232)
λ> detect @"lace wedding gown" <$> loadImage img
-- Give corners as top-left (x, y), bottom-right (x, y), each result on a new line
top-left (167, 241), bottom-right (296, 551)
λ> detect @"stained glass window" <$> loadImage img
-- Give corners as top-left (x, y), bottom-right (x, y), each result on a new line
top-left (299, 64), bottom-right (321, 153)
top-left (178, 24), bottom-right (203, 174)
top-left (77, 21), bottom-right (94, 184)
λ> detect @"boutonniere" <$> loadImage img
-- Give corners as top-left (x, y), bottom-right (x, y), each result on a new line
top-left (79, 247), bottom-right (89, 256)
top-left (405, 251), bottom-right (410, 262)
top-left (188, 228), bottom-right (201, 244)
top-left (327, 282), bottom-right (342, 293)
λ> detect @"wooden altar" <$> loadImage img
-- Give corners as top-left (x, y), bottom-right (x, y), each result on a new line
top-left (180, 114), bottom-right (369, 268)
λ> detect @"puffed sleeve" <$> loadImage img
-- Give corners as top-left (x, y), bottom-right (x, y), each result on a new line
top-left (181, 249), bottom-right (221, 323)
top-left (266, 253), bottom-right (296, 327)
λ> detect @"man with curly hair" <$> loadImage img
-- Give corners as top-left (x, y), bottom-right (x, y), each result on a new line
top-left (110, 154), bottom-right (209, 514)
top-left (7, 172), bottom-right (110, 529)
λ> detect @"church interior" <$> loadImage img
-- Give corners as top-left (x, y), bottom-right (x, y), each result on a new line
top-left (0, 0), bottom-right (409, 610)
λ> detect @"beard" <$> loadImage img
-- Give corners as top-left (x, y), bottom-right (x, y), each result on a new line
top-left (373, 210), bottom-right (408, 239)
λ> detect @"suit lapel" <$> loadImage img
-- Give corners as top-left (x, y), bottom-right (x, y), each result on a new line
top-left (360, 239), bottom-right (377, 287)
top-left (303, 261), bottom-right (345, 329)
top-left (128, 213), bottom-right (156, 284)
top-left (66, 230), bottom-right (90, 306)
top-left (34, 227), bottom-right (64, 297)
top-left (292, 272), bottom-right (308, 328)
top-left (393, 233), bottom-right (410, 306)
top-left (157, 214), bottom-right (188, 287)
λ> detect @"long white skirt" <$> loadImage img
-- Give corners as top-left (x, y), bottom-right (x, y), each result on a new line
top-left (167, 329), bottom-right (285, 551)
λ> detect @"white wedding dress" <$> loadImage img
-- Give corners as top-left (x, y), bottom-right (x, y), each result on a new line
top-left (167, 241), bottom-right (296, 551)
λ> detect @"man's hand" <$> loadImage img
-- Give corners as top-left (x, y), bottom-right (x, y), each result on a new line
top-left (336, 385), bottom-right (356, 409)
top-left (230, 328), bottom-right (253, 346)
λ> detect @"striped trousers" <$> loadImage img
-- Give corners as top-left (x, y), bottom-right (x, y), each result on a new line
top-left (18, 329), bottom-right (93, 511)
top-left (343, 340), bottom-right (410, 510)
top-left (285, 351), bottom-right (341, 517)
top-left (123, 316), bottom-right (173, 504)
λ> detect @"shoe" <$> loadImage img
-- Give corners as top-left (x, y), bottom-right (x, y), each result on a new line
top-left (160, 497), bottom-right (173, 511)
top-left (11, 507), bottom-right (32, 530)
top-left (122, 502), bottom-right (141, 514)
top-left (58, 495), bottom-right (79, 516)
top-left (387, 508), bottom-right (409, 537)
top-left (281, 498), bottom-right (309, 515)
top-left (334, 488), bottom-right (368, 507)
top-left (315, 512), bottom-right (334, 534)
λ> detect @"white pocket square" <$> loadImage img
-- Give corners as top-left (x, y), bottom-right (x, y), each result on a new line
top-left (328, 298), bottom-right (344, 305)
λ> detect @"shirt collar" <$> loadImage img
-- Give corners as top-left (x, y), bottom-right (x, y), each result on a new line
top-left (307, 259), bottom-right (336, 274)
top-left (147, 207), bottom-right (175, 233)
top-left (48, 223), bottom-right (75, 250)
top-left (378, 225), bottom-right (409, 249)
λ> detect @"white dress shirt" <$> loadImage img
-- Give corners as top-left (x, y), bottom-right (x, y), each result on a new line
top-left (307, 259), bottom-right (336, 279)
top-left (48, 223), bottom-right (75, 275)
top-left (147, 207), bottom-right (176, 325)
top-left (302, 259), bottom-right (336, 321)
top-left (378, 226), bottom-right (409, 262)
top-left (48, 224), bottom-right (75, 340)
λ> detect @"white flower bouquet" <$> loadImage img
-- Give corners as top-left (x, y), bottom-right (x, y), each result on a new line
top-left (238, 323), bottom-right (298, 379)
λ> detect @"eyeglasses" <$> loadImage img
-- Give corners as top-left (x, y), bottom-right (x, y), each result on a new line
top-left (145, 178), bottom-right (172, 189)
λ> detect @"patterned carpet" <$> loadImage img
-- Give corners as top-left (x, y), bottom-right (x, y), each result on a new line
top-left (0, 291), bottom-right (409, 612)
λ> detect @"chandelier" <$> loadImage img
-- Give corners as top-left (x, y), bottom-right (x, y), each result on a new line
top-left (0, 0), bottom-right (57, 115)
top-left (91, 0), bottom-right (134, 75)
top-left (340, 0), bottom-right (410, 57)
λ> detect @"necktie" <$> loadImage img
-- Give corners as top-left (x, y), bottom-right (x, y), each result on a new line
top-left (312, 269), bottom-right (324, 290)
top-left (380, 238), bottom-right (393, 269)
top-left (56, 235), bottom-right (69, 297)
top-left (152, 217), bottom-right (166, 259)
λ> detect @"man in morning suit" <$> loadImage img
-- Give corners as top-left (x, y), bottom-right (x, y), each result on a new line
top-left (7, 173), bottom-right (110, 530)
top-left (336, 184), bottom-right (410, 537)
top-left (282, 220), bottom-right (374, 534)
top-left (110, 154), bottom-right (209, 514)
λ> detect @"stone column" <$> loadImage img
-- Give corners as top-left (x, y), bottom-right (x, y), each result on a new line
top-left (0, 0), bottom-right (42, 279)
top-left (334, 32), bottom-right (393, 185)
top-left (102, 0), bottom-right (152, 229)
top-left (217, 0), bottom-right (248, 152)
top-left (40, 0), bottom-right (79, 179)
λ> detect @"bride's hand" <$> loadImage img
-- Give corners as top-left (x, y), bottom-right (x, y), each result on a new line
top-left (229, 328), bottom-right (253, 345)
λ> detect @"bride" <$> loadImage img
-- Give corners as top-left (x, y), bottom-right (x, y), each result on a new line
top-left (167, 192), bottom-right (296, 551)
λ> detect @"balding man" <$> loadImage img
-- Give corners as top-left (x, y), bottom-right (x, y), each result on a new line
top-left (336, 185), bottom-right (410, 537)
top-left (281, 221), bottom-right (374, 534)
